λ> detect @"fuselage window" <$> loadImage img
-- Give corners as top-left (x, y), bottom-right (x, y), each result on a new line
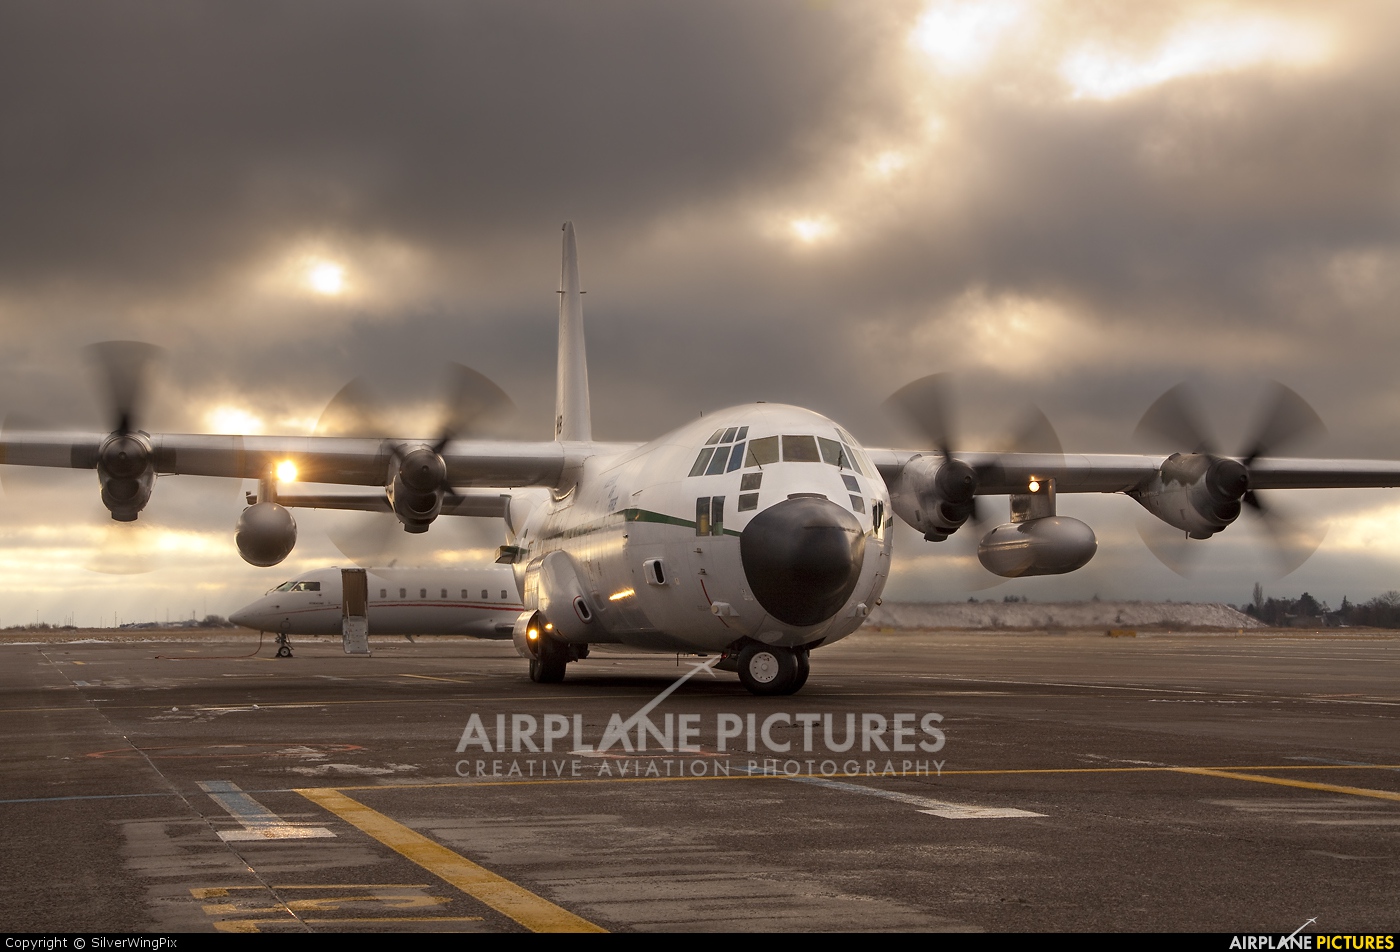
top-left (380, 588), bottom-right (387, 599)
top-left (420, 588), bottom-right (427, 599)
top-left (441, 589), bottom-right (447, 598)
top-left (782, 435), bottom-right (820, 462)
top-left (745, 436), bottom-right (779, 466)
top-left (695, 497), bottom-right (711, 535)
top-left (399, 588), bottom-right (407, 599)
top-left (738, 492), bottom-right (758, 512)
top-left (842, 473), bottom-right (860, 492)
top-left (710, 496), bottom-right (725, 535)
top-left (849, 494), bottom-right (866, 513)
top-left (462, 589), bottom-right (468, 599)
top-left (871, 501), bottom-right (886, 540)
top-left (740, 472), bottom-right (762, 491)
top-left (481, 589), bottom-right (488, 599)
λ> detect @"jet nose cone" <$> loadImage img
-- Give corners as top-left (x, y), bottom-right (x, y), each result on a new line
top-left (229, 605), bottom-right (258, 629)
top-left (740, 495), bottom-right (866, 627)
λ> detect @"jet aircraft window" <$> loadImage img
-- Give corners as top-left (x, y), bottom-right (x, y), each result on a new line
top-left (420, 588), bottom-right (427, 598)
top-left (274, 580), bottom-right (297, 592)
top-left (441, 589), bottom-right (447, 598)
top-left (462, 589), bottom-right (468, 599)
top-left (782, 435), bottom-right (820, 462)
top-left (689, 447), bottom-right (716, 477)
top-left (501, 590), bottom-right (508, 600)
top-left (745, 436), bottom-right (779, 466)
top-left (481, 589), bottom-right (488, 599)
top-left (285, 581), bottom-right (321, 592)
top-left (740, 472), bottom-right (762, 491)
top-left (705, 428), bottom-right (725, 445)
top-left (738, 493), bottom-right (758, 511)
top-left (400, 588), bottom-right (407, 598)
top-left (380, 588), bottom-right (387, 599)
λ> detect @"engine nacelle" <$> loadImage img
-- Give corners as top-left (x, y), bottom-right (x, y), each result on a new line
top-left (889, 455), bottom-right (978, 541)
top-left (978, 516), bottom-right (1097, 578)
top-left (97, 432), bottom-right (155, 522)
top-left (519, 550), bottom-right (595, 643)
top-left (235, 502), bottom-right (298, 567)
top-left (388, 444), bottom-right (446, 533)
top-left (1130, 453), bottom-right (1248, 539)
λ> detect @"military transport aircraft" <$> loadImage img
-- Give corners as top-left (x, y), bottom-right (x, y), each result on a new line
top-left (230, 564), bottom-right (522, 655)
top-left (4, 222), bottom-right (1400, 694)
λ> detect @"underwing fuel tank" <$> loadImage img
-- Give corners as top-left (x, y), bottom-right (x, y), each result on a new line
top-left (977, 516), bottom-right (1097, 578)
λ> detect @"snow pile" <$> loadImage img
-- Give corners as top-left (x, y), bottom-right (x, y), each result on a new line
top-left (864, 601), bottom-right (1263, 631)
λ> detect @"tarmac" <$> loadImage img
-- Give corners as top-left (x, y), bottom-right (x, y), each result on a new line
top-left (1, 625), bottom-right (1396, 933)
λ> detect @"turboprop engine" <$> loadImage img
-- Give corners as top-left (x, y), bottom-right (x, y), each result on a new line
top-left (977, 479), bottom-right (1097, 578)
top-left (387, 444), bottom-right (448, 533)
top-left (888, 454), bottom-right (978, 541)
top-left (1129, 452), bottom-right (1249, 539)
top-left (96, 431), bottom-right (155, 522)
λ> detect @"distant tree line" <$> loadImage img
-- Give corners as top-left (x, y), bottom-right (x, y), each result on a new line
top-left (1242, 583), bottom-right (1400, 628)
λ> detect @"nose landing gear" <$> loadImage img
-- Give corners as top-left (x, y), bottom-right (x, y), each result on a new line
top-left (275, 631), bottom-right (293, 658)
top-left (734, 643), bottom-right (810, 696)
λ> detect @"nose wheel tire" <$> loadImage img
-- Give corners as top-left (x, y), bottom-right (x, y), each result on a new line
top-left (528, 637), bottom-right (568, 684)
top-left (737, 644), bottom-right (802, 696)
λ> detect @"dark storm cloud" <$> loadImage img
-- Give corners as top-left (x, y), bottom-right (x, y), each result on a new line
top-left (0, 1), bottom-right (887, 293)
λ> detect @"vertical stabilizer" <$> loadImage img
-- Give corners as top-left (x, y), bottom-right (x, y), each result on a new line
top-left (555, 222), bottom-right (593, 442)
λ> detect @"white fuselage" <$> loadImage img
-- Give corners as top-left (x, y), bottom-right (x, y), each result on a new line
top-left (230, 565), bottom-right (523, 638)
top-left (508, 403), bottom-right (894, 654)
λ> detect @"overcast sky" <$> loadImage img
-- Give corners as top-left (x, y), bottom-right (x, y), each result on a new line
top-left (2, 1), bottom-right (1399, 625)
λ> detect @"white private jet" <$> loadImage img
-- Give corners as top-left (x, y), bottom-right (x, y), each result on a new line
top-left (230, 564), bottom-right (522, 656)
top-left (5, 222), bottom-right (1400, 694)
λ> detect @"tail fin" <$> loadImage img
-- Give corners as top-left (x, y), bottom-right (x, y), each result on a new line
top-left (555, 222), bottom-right (593, 442)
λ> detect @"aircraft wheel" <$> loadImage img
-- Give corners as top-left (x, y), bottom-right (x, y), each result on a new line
top-left (787, 650), bottom-right (811, 694)
top-left (737, 644), bottom-right (798, 696)
top-left (276, 645), bottom-right (292, 658)
top-left (529, 638), bottom-right (568, 684)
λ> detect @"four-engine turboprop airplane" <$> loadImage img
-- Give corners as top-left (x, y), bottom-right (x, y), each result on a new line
top-left (230, 564), bottom-right (523, 655)
top-left (4, 222), bottom-right (1400, 694)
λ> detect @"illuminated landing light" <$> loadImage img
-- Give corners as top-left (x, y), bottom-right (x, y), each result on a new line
top-left (276, 460), bottom-right (298, 483)
top-left (306, 260), bottom-right (346, 296)
top-left (527, 628), bottom-right (539, 641)
top-left (609, 588), bottom-right (636, 602)
top-left (1028, 479), bottom-right (1040, 493)
top-left (790, 217), bottom-right (834, 244)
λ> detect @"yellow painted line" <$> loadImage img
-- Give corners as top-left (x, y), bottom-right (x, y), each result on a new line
top-left (1175, 767), bottom-right (1400, 803)
top-left (399, 673), bottom-right (480, 684)
top-left (297, 787), bottom-right (605, 933)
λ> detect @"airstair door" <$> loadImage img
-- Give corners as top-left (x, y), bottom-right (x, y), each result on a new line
top-left (341, 567), bottom-right (370, 655)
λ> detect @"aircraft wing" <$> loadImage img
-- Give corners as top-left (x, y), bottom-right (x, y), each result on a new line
top-left (870, 449), bottom-right (1400, 494)
top-left (0, 432), bottom-right (573, 487)
top-left (271, 486), bottom-right (512, 518)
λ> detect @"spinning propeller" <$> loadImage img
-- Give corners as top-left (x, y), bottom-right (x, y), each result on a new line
top-left (313, 362), bottom-right (516, 567)
top-left (1134, 380), bottom-right (1327, 576)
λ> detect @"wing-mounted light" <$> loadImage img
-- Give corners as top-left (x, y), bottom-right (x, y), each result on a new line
top-left (977, 477), bottom-right (1098, 578)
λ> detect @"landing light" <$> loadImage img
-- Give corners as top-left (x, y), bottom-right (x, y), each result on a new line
top-left (527, 628), bottom-right (538, 640)
top-left (276, 460), bottom-right (298, 483)
top-left (609, 588), bottom-right (635, 602)
top-left (1028, 479), bottom-right (1040, 493)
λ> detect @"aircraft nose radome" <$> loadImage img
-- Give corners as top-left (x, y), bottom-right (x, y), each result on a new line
top-left (229, 606), bottom-right (257, 628)
top-left (740, 496), bottom-right (866, 627)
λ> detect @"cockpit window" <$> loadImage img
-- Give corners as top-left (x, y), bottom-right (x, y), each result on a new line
top-left (818, 437), bottom-right (848, 468)
top-left (781, 435), bottom-right (820, 462)
top-left (274, 580), bottom-right (297, 592)
top-left (690, 426), bottom-right (751, 477)
top-left (689, 447), bottom-right (716, 477)
top-left (704, 428), bottom-right (725, 445)
top-left (745, 436), bottom-right (779, 466)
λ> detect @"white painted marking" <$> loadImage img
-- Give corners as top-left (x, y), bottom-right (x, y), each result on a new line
top-left (797, 777), bottom-right (1045, 819)
top-left (198, 779), bottom-right (335, 841)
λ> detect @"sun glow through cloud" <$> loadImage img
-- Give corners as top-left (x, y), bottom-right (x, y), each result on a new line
top-left (1061, 13), bottom-right (1332, 100)
top-left (305, 259), bottom-right (347, 295)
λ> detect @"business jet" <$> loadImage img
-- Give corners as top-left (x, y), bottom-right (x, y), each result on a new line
top-left (229, 564), bottom-right (522, 656)
top-left (4, 223), bottom-right (1400, 694)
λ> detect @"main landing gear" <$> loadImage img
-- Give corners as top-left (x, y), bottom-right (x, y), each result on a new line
top-left (527, 636), bottom-right (588, 684)
top-left (735, 644), bottom-right (810, 696)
